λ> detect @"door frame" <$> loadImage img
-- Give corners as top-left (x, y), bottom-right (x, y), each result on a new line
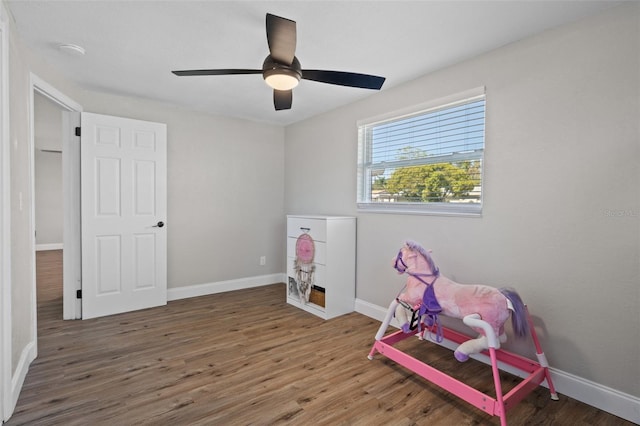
top-left (1, 10), bottom-right (10, 421)
top-left (29, 74), bottom-right (83, 322)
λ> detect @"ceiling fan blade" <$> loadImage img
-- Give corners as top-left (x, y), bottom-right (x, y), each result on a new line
top-left (273, 89), bottom-right (292, 111)
top-left (301, 70), bottom-right (385, 90)
top-left (172, 69), bottom-right (262, 76)
top-left (266, 13), bottom-right (296, 65)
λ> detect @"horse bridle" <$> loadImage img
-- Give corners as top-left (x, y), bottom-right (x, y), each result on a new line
top-left (394, 250), bottom-right (409, 273)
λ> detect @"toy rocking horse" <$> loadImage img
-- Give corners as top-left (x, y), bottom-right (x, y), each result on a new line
top-left (392, 240), bottom-right (529, 361)
top-left (368, 240), bottom-right (558, 426)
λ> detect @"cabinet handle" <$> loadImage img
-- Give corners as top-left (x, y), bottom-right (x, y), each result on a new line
top-left (300, 227), bottom-right (311, 232)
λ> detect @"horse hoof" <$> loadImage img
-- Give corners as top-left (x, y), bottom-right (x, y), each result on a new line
top-left (454, 350), bottom-right (469, 362)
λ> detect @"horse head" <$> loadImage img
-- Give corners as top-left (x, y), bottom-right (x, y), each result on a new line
top-left (393, 240), bottom-right (438, 276)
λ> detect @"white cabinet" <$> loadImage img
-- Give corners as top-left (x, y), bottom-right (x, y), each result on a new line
top-left (286, 215), bottom-right (356, 319)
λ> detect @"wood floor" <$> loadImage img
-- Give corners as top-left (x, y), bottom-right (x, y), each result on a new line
top-left (6, 250), bottom-right (632, 425)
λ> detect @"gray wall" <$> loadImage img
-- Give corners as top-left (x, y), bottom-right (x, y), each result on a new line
top-left (75, 93), bottom-right (286, 288)
top-left (9, 25), bottom-right (34, 377)
top-left (285, 4), bottom-right (639, 397)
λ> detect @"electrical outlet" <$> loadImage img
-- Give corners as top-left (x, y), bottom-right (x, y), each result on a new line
top-left (259, 256), bottom-right (266, 266)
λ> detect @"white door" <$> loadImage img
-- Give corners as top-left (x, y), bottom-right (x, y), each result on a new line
top-left (81, 113), bottom-right (167, 319)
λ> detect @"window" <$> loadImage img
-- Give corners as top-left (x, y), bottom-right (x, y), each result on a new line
top-left (357, 88), bottom-right (485, 216)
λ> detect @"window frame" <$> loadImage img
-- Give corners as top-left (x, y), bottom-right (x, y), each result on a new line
top-left (357, 87), bottom-right (486, 217)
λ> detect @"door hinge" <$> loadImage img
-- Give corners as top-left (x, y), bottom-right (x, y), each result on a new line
top-left (75, 127), bottom-right (81, 137)
top-left (76, 289), bottom-right (82, 299)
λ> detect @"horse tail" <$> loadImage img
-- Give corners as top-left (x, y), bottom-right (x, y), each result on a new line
top-left (499, 287), bottom-right (529, 338)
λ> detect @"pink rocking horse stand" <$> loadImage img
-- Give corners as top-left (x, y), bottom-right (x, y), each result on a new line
top-left (368, 300), bottom-right (559, 426)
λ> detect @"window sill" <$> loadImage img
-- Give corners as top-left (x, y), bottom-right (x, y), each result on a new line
top-left (357, 202), bottom-right (482, 217)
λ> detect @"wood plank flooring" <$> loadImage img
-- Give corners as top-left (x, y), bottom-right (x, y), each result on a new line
top-left (6, 250), bottom-right (632, 425)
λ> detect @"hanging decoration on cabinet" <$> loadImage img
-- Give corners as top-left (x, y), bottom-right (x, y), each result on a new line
top-left (294, 232), bottom-right (315, 304)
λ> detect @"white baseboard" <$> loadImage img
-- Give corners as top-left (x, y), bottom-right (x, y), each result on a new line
top-left (355, 298), bottom-right (640, 424)
top-left (35, 243), bottom-right (63, 251)
top-left (8, 340), bottom-right (36, 419)
top-left (167, 273), bottom-right (286, 301)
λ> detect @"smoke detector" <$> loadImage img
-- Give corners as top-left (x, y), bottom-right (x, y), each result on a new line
top-left (58, 44), bottom-right (86, 56)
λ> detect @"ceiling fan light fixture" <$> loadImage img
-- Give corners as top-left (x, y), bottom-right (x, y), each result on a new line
top-left (172, 14), bottom-right (385, 111)
top-left (263, 68), bottom-right (300, 91)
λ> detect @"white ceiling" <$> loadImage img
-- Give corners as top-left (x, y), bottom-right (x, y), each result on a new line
top-left (7, 1), bottom-right (620, 126)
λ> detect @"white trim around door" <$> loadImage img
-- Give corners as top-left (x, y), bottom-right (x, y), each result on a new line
top-left (0, 7), bottom-right (11, 421)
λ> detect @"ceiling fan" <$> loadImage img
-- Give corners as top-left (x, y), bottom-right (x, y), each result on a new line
top-left (172, 13), bottom-right (386, 111)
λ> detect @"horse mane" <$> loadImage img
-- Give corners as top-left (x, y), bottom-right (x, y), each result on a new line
top-left (405, 240), bottom-right (438, 274)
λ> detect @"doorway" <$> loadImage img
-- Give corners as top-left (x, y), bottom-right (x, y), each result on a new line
top-left (34, 92), bottom-right (65, 310)
top-left (30, 74), bottom-right (82, 321)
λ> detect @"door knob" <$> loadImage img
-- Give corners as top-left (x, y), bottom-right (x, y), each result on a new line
top-left (153, 221), bottom-right (165, 228)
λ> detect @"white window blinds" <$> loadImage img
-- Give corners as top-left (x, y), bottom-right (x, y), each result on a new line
top-left (357, 90), bottom-right (485, 215)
